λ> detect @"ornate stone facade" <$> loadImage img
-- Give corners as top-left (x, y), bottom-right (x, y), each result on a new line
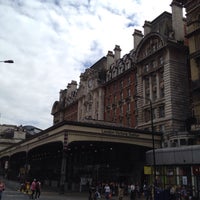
top-left (51, 80), bottom-right (78, 124)
top-left (134, 6), bottom-right (191, 147)
top-left (179, 0), bottom-right (200, 131)
top-left (77, 57), bottom-right (107, 122)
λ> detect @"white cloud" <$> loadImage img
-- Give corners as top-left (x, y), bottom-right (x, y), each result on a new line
top-left (0, 0), bottom-right (174, 129)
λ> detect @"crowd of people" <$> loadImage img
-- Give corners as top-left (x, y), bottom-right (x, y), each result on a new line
top-left (88, 182), bottom-right (141, 200)
top-left (20, 178), bottom-right (41, 199)
top-left (88, 181), bottom-right (195, 200)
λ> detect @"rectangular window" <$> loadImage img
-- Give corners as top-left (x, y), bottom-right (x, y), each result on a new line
top-left (159, 56), bottom-right (164, 65)
top-left (128, 77), bottom-right (131, 85)
top-left (152, 60), bottom-right (156, 68)
top-left (127, 88), bottom-right (131, 97)
top-left (114, 95), bottom-right (116, 104)
top-left (180, 139), bottom-right (187, 146)
top-left (152, 89), bottom-right (157, 101)
top-left (144, 109), bottom-right (151, 122)
top-left (159, 105), bottom-right (165, 118)
top-left (114, 108), bottom-right (116, 116)
top-left (127, 103), bottom-right (131, 112)
top-left (127, 117), bottom-right (131, 126)
top-left (145, 77), bottom-right (150, 89)
top-left (107, 97), bottom-right (111, 105)
top-left (159, 124), bottom-right (165, 133)
top-left (120, 105), bottom-right (123, 115)
top-left (145, 92), bottom-right (150, 101)
top-left (120, 80), bottom-right (123, 88)
top-left (152, 74), bottom-right (157, 86)
top-left (159, 70), bottom-right (164, 82)
top-left (153, 108), bottom-right (156, 119)
top-left (120, 91), bottom-right (123, 100)
top-left (160, 86), bottom-right (164, 98)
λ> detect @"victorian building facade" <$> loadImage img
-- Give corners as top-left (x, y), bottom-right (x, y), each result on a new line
top-left (0, 124), bottom-right (41, 151)
top-left (134, 4), bottom-right (191, 148)
top-left (180, 0), bottom-right (200, 131)
top-left (104, 46), bottom-right (137, 127)
top-left (48, 0), bottom-right (200, 196)
top-left (77, 57), bottom-right (106, 122)
top-left (145, 2), bottom-right (200, 198)
top-left (51, 1), bottom-right (191, 143)
top-left (51, 80), bottom-right (78, 124)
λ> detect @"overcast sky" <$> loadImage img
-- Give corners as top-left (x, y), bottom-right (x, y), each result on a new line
top-left (0, 0), bottom-right (175, 130)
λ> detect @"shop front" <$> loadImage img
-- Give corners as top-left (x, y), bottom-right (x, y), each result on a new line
top-left (146, 145), bottom-right (200, 199)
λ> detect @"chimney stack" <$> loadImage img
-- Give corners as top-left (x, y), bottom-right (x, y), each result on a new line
top-left (114, 45), bottom-right (121, 61)
top-left (106, 50), bottom-right (114, 70)
top-left (132, 29), bottom-right (143, 50)
top-left (143, 20), bottom-right (152, 36)
top-left (171, 0), bottom-right (184, 41)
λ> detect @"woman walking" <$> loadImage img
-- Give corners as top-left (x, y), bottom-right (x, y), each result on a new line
top-left (30, 179), bottom-right (36, 199)
top-left (35, 180), bottom-right (41, 199)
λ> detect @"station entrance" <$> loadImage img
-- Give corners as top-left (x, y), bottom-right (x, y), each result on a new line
top-left (0, 121), bottom-right (161, 192)
top-left (64, 141), bottom-right (150, 191)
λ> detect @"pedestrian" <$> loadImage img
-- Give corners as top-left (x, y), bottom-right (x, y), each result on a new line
top-left (130, 184), bottom-right (136, 200)
top-left (30, 178), bottom-right (36, 199)
top-left (0, 180), bottom-right (5, 200)
top-left (118, 183), bottom-right (124, 200)
top-left (94, 189), bottom-right (101, 200)
top-left (104, 183), bottom-right (111, 200)
top-left (89, 184), bottom-right (95, 200)
top-left (145, 185), bottom-right (152, 200)
top-left (35, 180), bottom-right (41, 199)
top-left (135, 183), bottom-right (141, 199)
top-left (169, 185), bottom-right (175, 200)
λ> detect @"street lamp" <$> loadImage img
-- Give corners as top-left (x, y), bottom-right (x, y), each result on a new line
top-left (0, 60), bottom-right (14, 63)
top-left (135, 95), bottom-right (156, 198)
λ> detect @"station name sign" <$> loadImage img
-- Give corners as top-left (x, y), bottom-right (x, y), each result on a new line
top-left (101, 129), bottom-right (140, 137)
top-left (38, 133), bottom-right (49, 140)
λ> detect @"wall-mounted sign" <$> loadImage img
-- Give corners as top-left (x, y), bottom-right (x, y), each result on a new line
top-left (144, 166), bottom-right (152, 175)
top-left (182, 176), bottom-right (187, 185)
